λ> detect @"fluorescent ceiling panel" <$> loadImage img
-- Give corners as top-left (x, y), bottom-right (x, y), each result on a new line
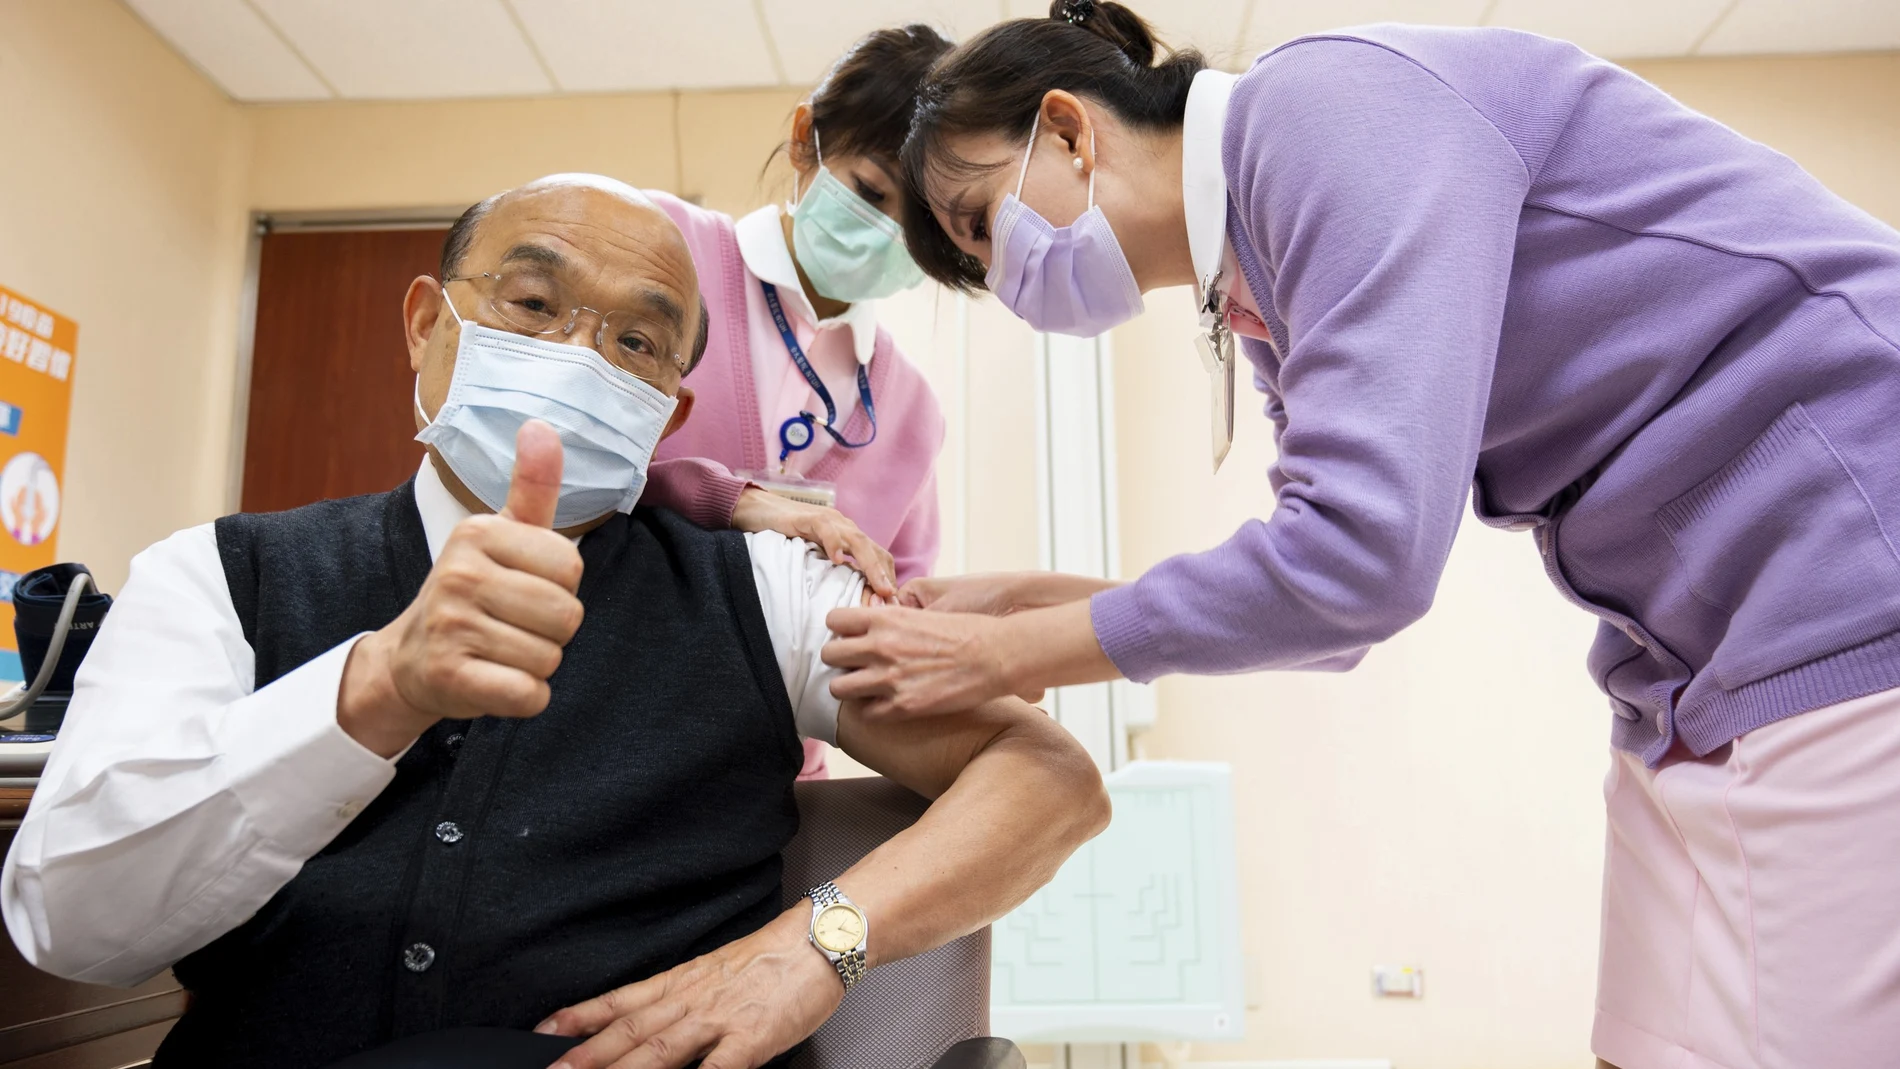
top-left (122, 0), bottom-right (331, 100)
top-left (1242, 0), bottom-right (1491, 54)
top-left (1700, 0), bottom-right (1900, 55)
top-left (250, 0), bottom-right (553, 99)
top-left (512, 0), bottom-right (780, 91)
top-left (1487, 0), bottom-right (1733, 59)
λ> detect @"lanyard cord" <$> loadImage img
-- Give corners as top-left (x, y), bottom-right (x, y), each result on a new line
top-left (763, 280), bottom-right (878, 451)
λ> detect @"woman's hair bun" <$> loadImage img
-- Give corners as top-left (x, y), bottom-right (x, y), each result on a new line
top-left (1049, 0), bottom-right (1162, 68)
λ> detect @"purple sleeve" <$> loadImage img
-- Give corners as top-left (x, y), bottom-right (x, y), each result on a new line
top-left (641, 456), bottom-right (751, 530)
top-left (1091, 40), bottom-right (1529, 682)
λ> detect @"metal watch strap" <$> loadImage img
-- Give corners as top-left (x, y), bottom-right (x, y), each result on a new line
top-left (809, 881), bottom-right (868, 990)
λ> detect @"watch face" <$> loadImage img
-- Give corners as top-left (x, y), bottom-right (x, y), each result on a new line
top-left (813, 903), bottom-right (865, 954)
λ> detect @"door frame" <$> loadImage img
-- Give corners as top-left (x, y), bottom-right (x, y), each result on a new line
top-left (227, 208), bottom-right (464, 513)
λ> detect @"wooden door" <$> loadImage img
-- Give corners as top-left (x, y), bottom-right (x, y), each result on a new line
top-left (240, 227), bottom-right (449, 514)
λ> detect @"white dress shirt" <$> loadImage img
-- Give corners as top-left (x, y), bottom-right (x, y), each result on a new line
top-left (734, 204), bottom-right (878, 475)
top-left (1, 459), bottom-right (863, 985)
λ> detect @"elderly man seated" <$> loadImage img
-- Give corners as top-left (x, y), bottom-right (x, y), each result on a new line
top-left (0, 175), bottom-right (1108, 1069)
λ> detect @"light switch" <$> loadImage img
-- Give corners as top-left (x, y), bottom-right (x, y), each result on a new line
top-left (1371, 964), bottom-right (1424, 999)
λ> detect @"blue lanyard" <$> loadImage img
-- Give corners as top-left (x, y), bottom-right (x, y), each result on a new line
top-left (763, 281), bottom-right (877, 462)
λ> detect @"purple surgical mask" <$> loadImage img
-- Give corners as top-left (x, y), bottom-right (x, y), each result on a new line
top-left (984, 113), bottom-right (1144, 337)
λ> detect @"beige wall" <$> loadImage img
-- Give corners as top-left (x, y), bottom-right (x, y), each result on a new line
top-left (244, 87), bottom-right (803, 219)
top-left (0, 0), bottom-right (250, 592)
top-left (1627, 51), bottom-right (1900, 226)
top-left (1114, 51), bottom-right (1900, 1069)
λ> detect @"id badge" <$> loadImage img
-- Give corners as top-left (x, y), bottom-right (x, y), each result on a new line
top-left (737, 470), bottom-right (838, 509)
top-left (1195, 328), bottom-right (1236, 473)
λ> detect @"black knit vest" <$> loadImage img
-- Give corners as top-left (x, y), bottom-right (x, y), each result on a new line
top-left (154, 483), bottom-right (803, 1068)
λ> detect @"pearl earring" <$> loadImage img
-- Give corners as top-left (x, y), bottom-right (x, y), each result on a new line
top-left (1073, 157), bottom-right (1085, 172)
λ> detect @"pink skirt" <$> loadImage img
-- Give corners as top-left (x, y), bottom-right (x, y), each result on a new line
top-left (1594, 686), bottom-right (1900, 1069)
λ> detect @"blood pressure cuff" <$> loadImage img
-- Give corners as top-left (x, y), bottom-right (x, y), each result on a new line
top-left (11, 563), bottom-right (111, 693)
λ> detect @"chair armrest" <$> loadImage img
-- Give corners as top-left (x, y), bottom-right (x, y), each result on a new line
top-left (926, 1038), bottom-right (1026, 1069)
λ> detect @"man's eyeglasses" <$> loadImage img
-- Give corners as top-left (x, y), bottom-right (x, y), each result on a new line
top-left (444, 271), bottom-right (688, 385)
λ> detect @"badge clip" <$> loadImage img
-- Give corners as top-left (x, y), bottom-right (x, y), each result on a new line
top-left (1197, 270), bottom-right (1236, 474)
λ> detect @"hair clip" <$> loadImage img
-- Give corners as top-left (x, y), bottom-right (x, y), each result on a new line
top-left (1061, 0), bottom-right (1096, 26)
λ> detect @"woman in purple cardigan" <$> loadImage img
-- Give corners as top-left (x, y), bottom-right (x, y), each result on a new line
top-left (826, 3), bottom-right (1900, 1063)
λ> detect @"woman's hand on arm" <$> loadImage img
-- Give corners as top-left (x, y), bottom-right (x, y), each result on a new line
top-left (732, 488), bottom-right (898, 599)
top-left (821, 598), bottom-right (1120, 718)
top-left (898, 572), bottom-right (1122, 615)
top-left (644, 457), bottom-right (900, 598)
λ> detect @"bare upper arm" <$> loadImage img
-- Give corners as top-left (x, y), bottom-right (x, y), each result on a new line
top-left (835, 693), bottom-right (1055, 801)
top-left (834, 588), bottom-right (1072, 798)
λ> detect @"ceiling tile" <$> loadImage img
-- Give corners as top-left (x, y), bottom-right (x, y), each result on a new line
top-left (122, 0), bottom-right (331, 100)
top-left (122, 0), bottom-right (1900, 103)
top-left (1003, 0), bottom-right (1252, 68)
top-left (761, 0), bottom-right (1002, 86)
top-left (250, 0), bottom-right (553, 99)
top-left (1699, 0), bottom-right (1900, 55)
top-left (1241, 0), bottom-right (1491, 56)
top-left (1487, 0), bottom-right (1732, 59)
top-left (512, 0), bottom-right (778, 91)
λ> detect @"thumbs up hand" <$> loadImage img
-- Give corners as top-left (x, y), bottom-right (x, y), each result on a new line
top-left (338, 420), bottom-right (587, 758)
top-left (499, 416), bottom-right (565, 529)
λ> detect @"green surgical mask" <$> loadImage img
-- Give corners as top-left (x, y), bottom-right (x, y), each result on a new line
top-left (789, 132), bottom-right (925, 304)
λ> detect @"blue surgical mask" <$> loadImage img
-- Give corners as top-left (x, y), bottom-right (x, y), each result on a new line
top-left (416, 298), bottom-right (677, 529)
top-left (789, 128), bottom-right (925, 303)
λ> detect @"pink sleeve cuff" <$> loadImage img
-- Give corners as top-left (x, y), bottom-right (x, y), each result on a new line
top-left (643, 457), bottom-right (753, 530)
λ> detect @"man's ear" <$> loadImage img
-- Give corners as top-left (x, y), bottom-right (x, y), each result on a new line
top-left (661, 386), bottom-right (695, 440)
top-left (403, 276), bottom-right (449, 374)
top-left (1039, 89), bottom-right (1095, 175)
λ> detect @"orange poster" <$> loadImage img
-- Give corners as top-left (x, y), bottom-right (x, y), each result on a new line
top-left (0, 284), bottom-right (76, 682)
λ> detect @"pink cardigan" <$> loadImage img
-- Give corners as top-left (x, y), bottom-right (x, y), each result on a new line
top-left (641, 191), bottom-right (945, 583)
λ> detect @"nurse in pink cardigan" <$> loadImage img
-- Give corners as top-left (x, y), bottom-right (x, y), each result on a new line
top-left (640, 25), bottom-right (953, 778)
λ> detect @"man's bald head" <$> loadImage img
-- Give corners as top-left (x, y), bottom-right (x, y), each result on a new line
top-left (438, 174), bottom-right (709, 369)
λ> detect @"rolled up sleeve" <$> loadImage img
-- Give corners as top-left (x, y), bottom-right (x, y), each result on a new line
top-left (745, 530), bottom-right (867, 744)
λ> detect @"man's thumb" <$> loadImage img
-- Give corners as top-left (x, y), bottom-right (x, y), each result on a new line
top-left (501, 419), bottom-right (563, 528)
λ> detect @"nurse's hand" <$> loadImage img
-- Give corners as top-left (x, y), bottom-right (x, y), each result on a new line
top-left (826, 600), bottom-right (1118, 719)
top-left (822, 606), bottom-right (1031, 717)
top-left (896, 573), bottom-right (1022, 615)
top-left (732, 488), bottom-right (897, 598)
top-left (900, 572), bottom-right (1122, 616)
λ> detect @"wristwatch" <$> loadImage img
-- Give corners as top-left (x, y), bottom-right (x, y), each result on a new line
top-left (805, 881), bottom-right (869, 991)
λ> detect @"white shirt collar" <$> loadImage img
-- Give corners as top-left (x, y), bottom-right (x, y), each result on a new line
top-left (734, 204), bottom-right (879, 365)
top-left (414, 456), bottom-right (473, 563)
top-left (413, 455), bottom-right (589, 562)
top-left (1183, 68), bottom-right (1240, 291)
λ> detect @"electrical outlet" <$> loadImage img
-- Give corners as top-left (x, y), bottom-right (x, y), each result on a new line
top-left (1371, 964), bottom-right (1424, 998)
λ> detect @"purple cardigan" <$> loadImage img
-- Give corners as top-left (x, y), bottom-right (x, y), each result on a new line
top-left (1090, 26), bottom-right (1900, 764)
